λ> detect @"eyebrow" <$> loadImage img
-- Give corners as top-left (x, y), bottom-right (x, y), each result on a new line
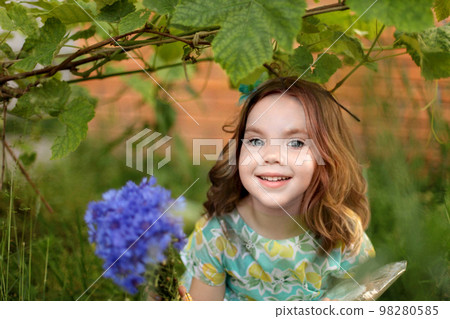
top-left (244, 127), bottom-right (308, 136)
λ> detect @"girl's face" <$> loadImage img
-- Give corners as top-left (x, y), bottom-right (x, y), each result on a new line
top-left (238, 93), bottom-right (317, 215)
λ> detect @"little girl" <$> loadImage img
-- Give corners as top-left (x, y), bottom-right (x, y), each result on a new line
top-left (179, 77), bottom-right (376, 301)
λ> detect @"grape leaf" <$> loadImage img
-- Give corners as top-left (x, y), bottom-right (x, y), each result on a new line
top-left (289, 47), bottom-right (341, 83)
top-left (70, 25), bottom-right (97, 41)
top-left (315, 10), bottom-right (379, 40)
top-left (143, 0), bottom-right (179, 15)
top-left (118, 9), bottom-right (151, 34)
top-left (0, 7), bottom-right (15, 31)
top-left (0, 43), bottom-right (15, 59)
top-left (51, 97), bottom-right (95, 160)
top-left (7, 2), bottom-right (39, 36)
top-left (394, 25), bottom-right (450, 80)
top-left (14, 18), bottom-right (66, 71)
top-left (48, 3), bottom-right (93, 24)
top-left (12, 79), bottom-right (71, 119)
top-left (212, 5), bottom-right (272, 85)
top-left (434, 0), bottom-right (450, 22)
top-left (309, 53), bottom-right (342, 83)
top-left (94, 0), bottom-right (119, 10)
top-left (289, 46), bottom-right (313, 75)
top-left (347, 0), bottom-right (434, 33)
top-left (97, 0), bottom-right (135, 23)
top-left (298, 17), bottom-right (365, 65)
top-left (172, 0), bottom-right (307, 84)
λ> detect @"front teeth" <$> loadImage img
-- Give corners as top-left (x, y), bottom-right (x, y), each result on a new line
top-left (260, 176), bottom-right (290, 182)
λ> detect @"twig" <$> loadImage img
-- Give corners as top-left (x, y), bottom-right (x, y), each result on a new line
top-left (2, 140), bottom-right (54, 214)
top-left (0, 29), bottom-right (215, 85)
top-left (303, 2), bottom-right (349, 18)
top-left (67, 57), bottom-right (214, 84)
top-left (331, 25), bottom-right (385, 92)
top-left (263, 63), bottom-right (281, 78)
top-left (1, 99), bottom-right (6, 191)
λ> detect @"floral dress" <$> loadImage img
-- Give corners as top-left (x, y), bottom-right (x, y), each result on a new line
top-left (179, 208), bottom-right (376, 301)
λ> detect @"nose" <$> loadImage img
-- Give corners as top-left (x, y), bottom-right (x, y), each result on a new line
top-left (261, 140), bottom-right (286, 165)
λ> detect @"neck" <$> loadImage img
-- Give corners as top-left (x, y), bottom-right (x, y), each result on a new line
top-left (237, 196), bottom-right (307, 240)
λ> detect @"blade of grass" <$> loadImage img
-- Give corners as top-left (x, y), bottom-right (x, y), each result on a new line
top-left (28, 199), bottom-right (34, 301)
top-left (5, 169), bottom-right (15, 301)
top-left (43, 237), bottom-right (49, 301)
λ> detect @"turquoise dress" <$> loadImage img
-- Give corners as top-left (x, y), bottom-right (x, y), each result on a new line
top-left (180, 208), bottom-right (376, 301)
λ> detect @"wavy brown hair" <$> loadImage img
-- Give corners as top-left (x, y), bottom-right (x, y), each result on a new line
top-left (203, 77), bottom-right (371, 257)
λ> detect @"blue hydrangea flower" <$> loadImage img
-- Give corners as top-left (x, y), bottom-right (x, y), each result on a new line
top-left (85, 177), bottom-right (187, 294)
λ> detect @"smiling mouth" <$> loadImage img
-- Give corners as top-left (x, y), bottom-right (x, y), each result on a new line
top-left (257, 176), bottom-right (292, 182)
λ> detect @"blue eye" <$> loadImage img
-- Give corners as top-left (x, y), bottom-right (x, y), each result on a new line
top-left (247, 138), bottom-right (264, 147)
top-left (288, 139), bottom-right (304, 148)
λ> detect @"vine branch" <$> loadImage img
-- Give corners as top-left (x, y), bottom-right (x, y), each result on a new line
top-left (331, 24), bottom-right (386, 93)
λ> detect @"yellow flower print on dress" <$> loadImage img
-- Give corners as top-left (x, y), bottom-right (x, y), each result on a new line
top-left (202, 263), bottom-right (225, 285)
top-left (248, 262), bottom-right (271, 282)
top-left (215, 236), bottom-right (238, 257)
top-left (306, 272), bottom-right (322, 290)
top-left (194, 216), bottom-right (209, 246)
top-left (290, 261), bottom-right (307, 282)
top-left (263, 240), bottom-right (294, 258)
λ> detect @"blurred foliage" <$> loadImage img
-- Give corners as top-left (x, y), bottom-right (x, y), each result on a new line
top-left (358, 61), bottom-right (449, 300)
top-left (0, 128), bottom-right (211, 300)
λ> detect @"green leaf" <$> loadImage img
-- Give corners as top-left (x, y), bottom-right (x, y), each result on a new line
top-left (310, 53), bottom-right (342, 83)
top-left (12, 79), bottom-right (71, 119)
top-left (347, 0), bottom-right (434, 33)
top-left (49, 3), bottom-right (93, 24)
top-left (434, 0), bottom-right (450, 22)
top-left (172, 0), bottom-right (306, 84)
top-left (156, 41), bottom-right (185, 63)
top-left (21, 0), bottom-right (57, 11)
top-left (8, 2), bottom-right (39, 36)
top-left (69, 85), bottom-right (98, 108)
top-left (155, 98), bottom-right (176, 135)
top-left (94, 0), bottom-right (119, 10)
top-left (212, 5), bottom-right (272, 85)
top-left (298, 22), bottom-right (365, 65)
top-left (289, 46), bottom-right (313, 75)
top-left (51, 97), bottom-right (95, 159)
top-left (0, 43), bottom-right (15, 59)
top-left (289, 47), bottom-right (341, 83)
top-left (143, 0), bottom-right (179, 15)
top-left (70, 25), bottom-right (97, 41)
top-left (259, 1), bottom-right (306, 52)
top-left (118, 9), bottom-right (151, 34)
top-left (19, 152), bottom-right (37, 167)
top-left (172, 0), bottom-right (243, 27)
top-left (394, 25), bottom-right (450, 80)
top-left (14, 17), bottom-right (66, 71)
top-left (97, 0), bottom-right (135, 23)
top-left (0, 7), bottom-right (15, 31)
top-left (314, 10), bottom-right (379, 40)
